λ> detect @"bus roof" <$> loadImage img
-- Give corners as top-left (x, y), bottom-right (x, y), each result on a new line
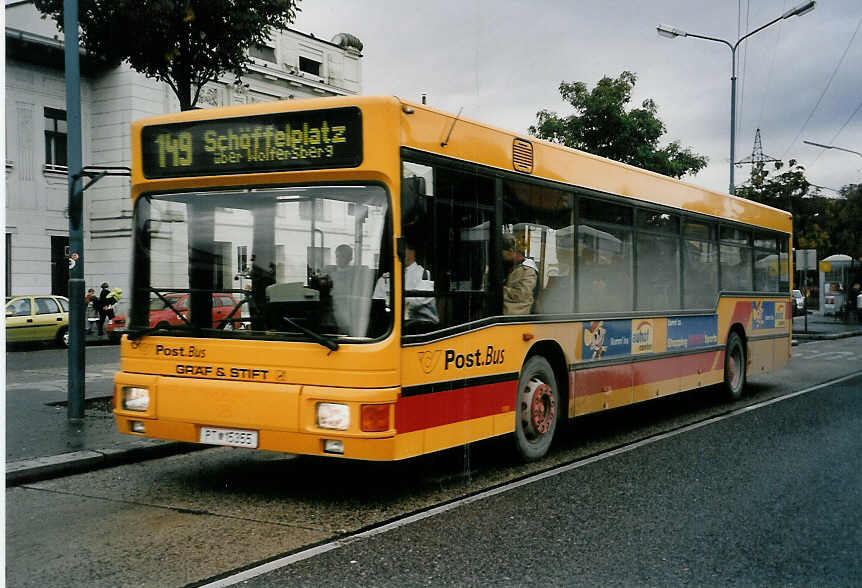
top-left (129, 94), bottom-right (791, 234)
top-left (395, 97), bottom-right (792, 234)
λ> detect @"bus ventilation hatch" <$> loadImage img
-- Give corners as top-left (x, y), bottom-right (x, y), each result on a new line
top-left (513, 138), bottom-right (534, 173)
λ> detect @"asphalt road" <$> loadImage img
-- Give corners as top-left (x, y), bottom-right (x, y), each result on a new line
top-left (243, 374), bottom-right (862, 587)
top-left (5, 336), bottom-right (862, 587)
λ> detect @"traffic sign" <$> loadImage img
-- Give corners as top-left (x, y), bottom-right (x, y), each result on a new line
top-left (795, 249), bottom-right (816, 270)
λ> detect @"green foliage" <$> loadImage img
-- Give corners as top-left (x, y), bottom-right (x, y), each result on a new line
top-left (529, 71), bottom-right (708, 179)
top-left (830, 183), bottom-right (862, 260)
top-left (736, 160), bottom-right (862, 260)
top-left (34, 0), bottom-right (300, 110)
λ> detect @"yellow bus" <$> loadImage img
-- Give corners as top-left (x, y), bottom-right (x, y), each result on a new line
top-left (113, 95), bottom-right (792, 461)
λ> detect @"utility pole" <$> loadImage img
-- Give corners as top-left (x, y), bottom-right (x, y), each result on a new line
top-left (64, 0), bottom-right (85, 419)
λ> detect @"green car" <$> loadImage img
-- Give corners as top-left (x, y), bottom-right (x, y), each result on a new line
top-left (5, 295), bottom-right (70, 348)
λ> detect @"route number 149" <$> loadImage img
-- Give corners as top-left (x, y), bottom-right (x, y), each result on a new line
top-left (154, 132), bottom-right (193, 167)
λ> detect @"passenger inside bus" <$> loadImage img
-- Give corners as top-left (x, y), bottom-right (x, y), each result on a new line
top-left (502, 233), bottom-right (539, 315)
top-left (326, 244), bottom-right (357, 331)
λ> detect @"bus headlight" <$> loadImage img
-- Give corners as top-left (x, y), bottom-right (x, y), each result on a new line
top-left (122, 386), bottom-right (150, 412)
top-left (317, 403), bottom-right (350, 430)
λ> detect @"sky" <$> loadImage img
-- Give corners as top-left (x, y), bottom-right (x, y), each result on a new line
top-left (292, 0), bottom-right (862, 196)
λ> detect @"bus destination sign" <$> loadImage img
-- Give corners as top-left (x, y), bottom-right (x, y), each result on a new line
top-left (141, 106), bottom-right (362, 178)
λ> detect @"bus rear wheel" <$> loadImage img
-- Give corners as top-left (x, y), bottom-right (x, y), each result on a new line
top-left (724, 331), bottom-right (747, 400)
top-left (514, 356), bottom-right (559, 462)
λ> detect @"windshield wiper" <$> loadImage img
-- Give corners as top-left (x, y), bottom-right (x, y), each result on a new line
top-left (281, 315), bottom-right (339, 352)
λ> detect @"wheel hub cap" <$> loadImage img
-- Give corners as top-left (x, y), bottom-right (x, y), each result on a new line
top-left (521, 378), bottom-right (556, 438)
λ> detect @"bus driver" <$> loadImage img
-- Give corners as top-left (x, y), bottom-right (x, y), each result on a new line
top-left (373, 240), bottom-right (438, 327)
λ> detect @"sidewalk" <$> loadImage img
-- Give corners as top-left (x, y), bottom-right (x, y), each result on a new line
top-left (5, 333), bottom-right (203, 487)
top-left (792, 311), bottom-right (862, 340)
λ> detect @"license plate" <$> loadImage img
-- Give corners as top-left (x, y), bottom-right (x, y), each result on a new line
top-left (199, 426), bottom-right (258, 448)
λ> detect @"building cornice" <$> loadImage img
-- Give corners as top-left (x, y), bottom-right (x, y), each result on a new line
top-left (5, 27), bottom-right (110, 75)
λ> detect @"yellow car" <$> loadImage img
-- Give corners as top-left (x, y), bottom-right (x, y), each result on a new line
top-left (5, 295), bottom-right (70, 347)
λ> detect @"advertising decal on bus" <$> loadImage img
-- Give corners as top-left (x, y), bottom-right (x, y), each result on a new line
top-left (667, 316), bottom-right (719, 350)
top-left (753, 300), bottom-right (775, 330)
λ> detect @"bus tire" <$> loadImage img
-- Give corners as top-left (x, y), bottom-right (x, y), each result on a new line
top-left (513, 356), bottom-right (559, 462)
top-left (724, 331), bottom-right (746, 400)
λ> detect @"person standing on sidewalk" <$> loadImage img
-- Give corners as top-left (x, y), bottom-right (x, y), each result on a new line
top-left (96, 282), bottom-right (111, 336)
top-left (85, 288), bottom-right (97, 334)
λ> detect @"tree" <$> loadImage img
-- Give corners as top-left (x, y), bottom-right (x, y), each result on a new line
top-left (34, 0), bottom-right (300, 111)
top-left (529, 71), bottom-right (708, 179)
top-left (735, 160), bottom-right (837, 253)
top-left (829, 183), bottom-right (862, 260)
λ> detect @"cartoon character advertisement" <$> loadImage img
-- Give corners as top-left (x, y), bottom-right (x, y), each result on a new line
top-left (666, 316), bottom-right (718, 351)
top-left (582, 320), bottom-right (632, 360)
top-left (752, 301), bottom-right (776, 330)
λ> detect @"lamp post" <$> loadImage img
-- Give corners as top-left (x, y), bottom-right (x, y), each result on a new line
top-left (657, 1), bottom-right (816, 195)
top-left (803, 140), bottom-right (862, 158)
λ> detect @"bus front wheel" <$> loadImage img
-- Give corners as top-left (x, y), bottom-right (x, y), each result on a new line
top-left (724, 331), bottom-right (747, 400)
top-left (514, 356), bottom-right (559, 462)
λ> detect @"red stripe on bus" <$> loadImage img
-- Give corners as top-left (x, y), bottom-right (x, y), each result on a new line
top-left (395, 379), bottom-right (516, 434)
top-left (730, 301), bottom-right (752, 329)
top-left (575, 351), bottom-right (721, 397)
top-left (574, 364), bottom-right (632, 396)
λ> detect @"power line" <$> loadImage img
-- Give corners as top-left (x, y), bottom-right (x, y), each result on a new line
top-left (783, 13), bottom-right (862, 159)
top-left (812, 98), bottom-right (862, 166)
top-left (757, 1), bottom-right (786, 130)
top-left (737, 0), bottom-right (751, 143)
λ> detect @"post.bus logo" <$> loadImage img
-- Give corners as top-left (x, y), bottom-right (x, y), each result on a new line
top-left (417, 349), bottom-right (442, 374)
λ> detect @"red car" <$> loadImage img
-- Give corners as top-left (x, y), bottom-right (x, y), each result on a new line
top-left (107, 293), bottom-right (241, 342)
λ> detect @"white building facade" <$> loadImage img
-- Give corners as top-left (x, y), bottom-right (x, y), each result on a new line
top-left (4, 0), bottom-right (363, 307)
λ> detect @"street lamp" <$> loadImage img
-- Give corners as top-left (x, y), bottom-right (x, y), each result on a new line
top-left (657, 0), bottom-right (816, 195)
top-left (803, 140), bottom-right (862, 158)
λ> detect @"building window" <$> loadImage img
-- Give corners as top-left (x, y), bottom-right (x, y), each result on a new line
top-left (250, 44), bottom-right (276, 63)
top-left (237, 245), bottom-right (248, 273)
top-left (299, 56), bottom-right (322, 77)
top-left (44, 107), bottom-right (67, 168)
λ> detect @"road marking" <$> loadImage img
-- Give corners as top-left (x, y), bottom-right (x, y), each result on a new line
top-left (792, 349), bottom-right (859, 361)
top-left (199, 370), bottom-right (862, 588)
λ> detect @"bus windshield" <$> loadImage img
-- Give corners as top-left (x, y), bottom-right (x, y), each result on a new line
top-left (130, 184), bottom-right (392, 343)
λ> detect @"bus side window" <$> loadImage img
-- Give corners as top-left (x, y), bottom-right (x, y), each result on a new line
top-left (683, 221), bottom-right (718, 308)
top-left (577, 198), bottom-right (634, 313)
top-left (429, 166), bottom-right (495, 327)
top-left (502, 181), bottom-right (574, 315)
top-left (636, 211), bottom-right (680, 311)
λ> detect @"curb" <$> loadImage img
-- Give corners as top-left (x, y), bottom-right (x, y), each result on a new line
top-left (6, 441), bottom-right (208, 487)
top-left (792, 330), bottom-right (862, 341)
